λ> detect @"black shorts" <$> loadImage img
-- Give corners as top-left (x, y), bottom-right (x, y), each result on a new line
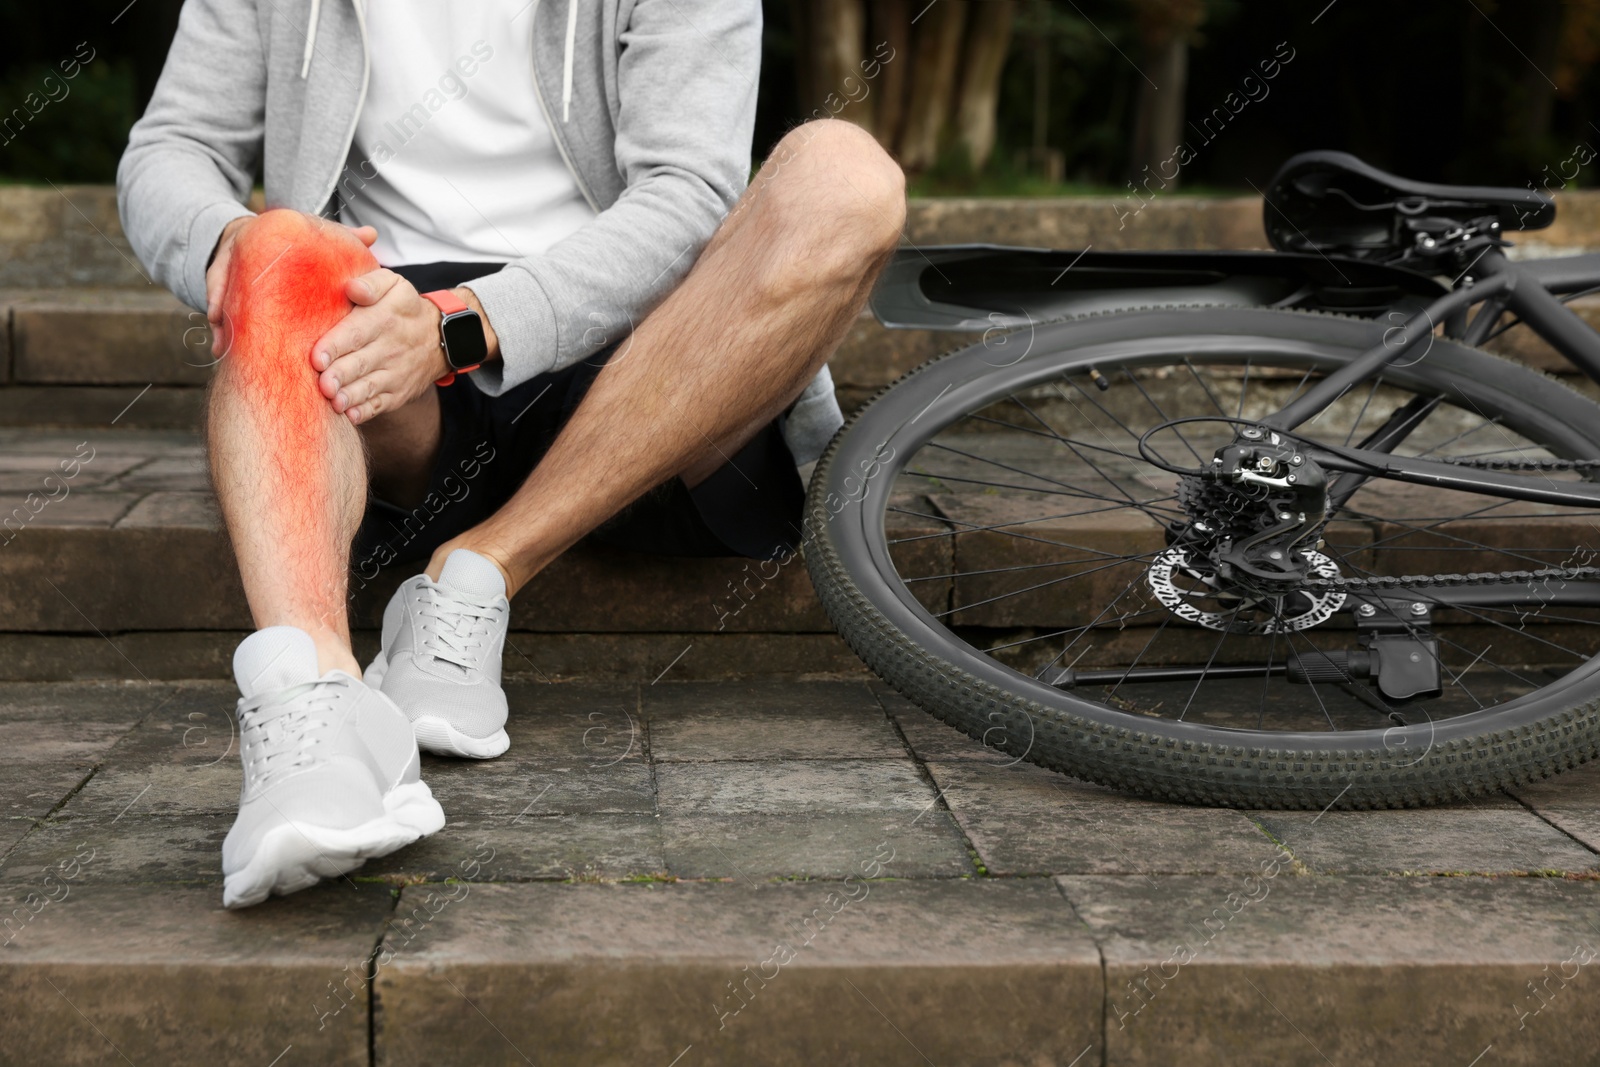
top-left (351, 261), bottom-right (805, 575)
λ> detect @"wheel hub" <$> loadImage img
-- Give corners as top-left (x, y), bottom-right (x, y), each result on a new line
top-left (1147, 545), bottom-right (1347, 633)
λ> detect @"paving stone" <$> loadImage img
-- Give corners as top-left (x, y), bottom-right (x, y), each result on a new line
top-left (0, 682), bottom-right (173, 818)
top-left (645, 680), bottom-right (906, 761)
top-left (375, 879), bottom-right (1100, 1066)
top-left (0, 818), bottom-right (35, 855)
top-left (1515, 760), bottom-right (1600, 852)
top-left (0, 815), bottom-right (228, 885)
top-left (108, 454), bottom-right (209, 492)
top-left (0, 489), bottom-right (142, 529)
top-left (0, 680), bottom-right (176, 725)
top-left (661, 811), bottom-right (974, 880)
top-left (422, 758), bottom-right (655, 817)
top-left (655, 759), bottom-right (936, 816)
top-left (926, 760), bottom-right (1286, 876)
top-left (114, 490), bottom-right (218, 528)
top-left (1255, 801), bottom-right (1599, 875)
top-left (0, 701), bottom-right (145, 763)
top-left (497, 680), bottom-right (644, 762)
top-left (874, 685), bottom-right (1008, 761)
top-left (1059, 874), bottom-right (1600, 1067)
top-left (62, 684), bottom-right (243, 818)
top-left (363, 814), bottom-right (665, 883)
top-left (0, 763), bottom-right (97, 821)
top-left (411, 682), bottom-right (655, 817)
top-left (0, 451), bottom-right (142, 490)
top-left (0, 882), bottom-right (389, 1066)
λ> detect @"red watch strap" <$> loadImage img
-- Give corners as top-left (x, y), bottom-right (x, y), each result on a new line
top-left (420, 289), bottom-right (470, 315)
top-left (423, 289), bottom-right (473, 386)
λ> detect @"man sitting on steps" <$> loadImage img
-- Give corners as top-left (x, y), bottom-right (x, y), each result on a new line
top-left (117, 0), bottom-right (904, 908)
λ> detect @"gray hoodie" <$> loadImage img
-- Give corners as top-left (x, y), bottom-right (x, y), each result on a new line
top-left (117, 0), bottom-right (842, 463)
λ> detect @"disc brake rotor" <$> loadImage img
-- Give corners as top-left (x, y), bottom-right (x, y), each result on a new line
top-left (1147, 546), bottom-right (1347, 634)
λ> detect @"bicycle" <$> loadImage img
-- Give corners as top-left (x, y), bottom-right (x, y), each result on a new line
top-left (806, 150), bottom-right (1600, 809)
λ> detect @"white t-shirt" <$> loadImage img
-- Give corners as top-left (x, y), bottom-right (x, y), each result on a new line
top-left (339, 2), bottom-right (595, 266)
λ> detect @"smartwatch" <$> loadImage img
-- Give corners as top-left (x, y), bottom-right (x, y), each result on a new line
top-left (420, 289), bottom-right (487, 386)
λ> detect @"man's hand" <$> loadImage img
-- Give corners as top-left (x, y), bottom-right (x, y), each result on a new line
top-left (313, 277), bottom-right (499, 425)
top-left (311, 271), bottom-right (445, 425)
top-left (205, 214), bottom-right (378, 356)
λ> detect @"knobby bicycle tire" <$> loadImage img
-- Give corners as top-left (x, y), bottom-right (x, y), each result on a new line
top-left (804, 307), bottom-right (1600, 809)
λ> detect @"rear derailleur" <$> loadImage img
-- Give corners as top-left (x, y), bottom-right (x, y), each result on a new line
top-left (1170, 426), bottom-right (1441, 703)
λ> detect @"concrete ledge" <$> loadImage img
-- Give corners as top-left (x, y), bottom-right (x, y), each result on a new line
top-left (5, 680), bottom-right (1600, 1064)
top-left (374, 880), bottom-right (1102, 1066)
top-left (0, 631), bottom-right (875, 682)
top-left (0, 883), bottom-right (391, 1066)
top-left (1060, 874), bottom-right (1600, 1066)
top-left (6, 185), bottom-right (1596, 292)
top-left (0, 525), bottom-right (864, 633)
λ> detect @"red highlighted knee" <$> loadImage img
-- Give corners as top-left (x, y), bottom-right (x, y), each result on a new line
top-left (221, 209), bottom-right (378, 382)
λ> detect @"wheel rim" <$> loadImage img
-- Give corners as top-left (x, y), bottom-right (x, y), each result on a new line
top-left (824, 320), bottom-right (1600, 753)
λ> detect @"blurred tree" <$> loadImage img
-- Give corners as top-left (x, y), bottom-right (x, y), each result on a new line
top-left (789, 0), bottom-right (1017, 173)
top-left (1126, 0), bottom-right (1206, 185)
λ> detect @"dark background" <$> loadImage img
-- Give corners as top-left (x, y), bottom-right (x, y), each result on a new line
top-left (3, 0), bottom-right (1597, 192)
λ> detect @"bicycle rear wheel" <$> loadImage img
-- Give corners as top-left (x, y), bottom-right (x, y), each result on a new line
top-left (805, 308), bottom-right (1600, 808)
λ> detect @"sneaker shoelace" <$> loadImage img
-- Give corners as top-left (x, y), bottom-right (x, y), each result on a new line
top-left (238, 677), bottom-right (344, 791)
top-left (416, 580), bottom-right (504, 672)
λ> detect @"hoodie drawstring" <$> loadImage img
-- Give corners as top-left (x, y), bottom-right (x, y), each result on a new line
top-left (300, 0), bottom-right (322, 78)
top-left (561, 0), bottom-right (577, 122)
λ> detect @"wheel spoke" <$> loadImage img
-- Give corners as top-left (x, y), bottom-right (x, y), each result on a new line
top-left (835, 335), bottom-right (1600, 757)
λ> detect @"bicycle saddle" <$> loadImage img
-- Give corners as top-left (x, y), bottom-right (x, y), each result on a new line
top-left (1262, 150), bottom-right (1554, 261)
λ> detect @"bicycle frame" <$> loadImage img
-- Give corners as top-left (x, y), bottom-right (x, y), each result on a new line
top-left (1267, 247), bottom-right (1600, 508)
top-left (869, 241), bottom-right (1600, 610)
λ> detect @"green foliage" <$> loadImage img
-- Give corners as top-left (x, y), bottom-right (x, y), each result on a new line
top-left (0, 59), bottom-right (136, 182)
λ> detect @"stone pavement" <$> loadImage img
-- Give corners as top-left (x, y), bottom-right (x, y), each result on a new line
top-left (3, 677), bottom-right (1599, 1065)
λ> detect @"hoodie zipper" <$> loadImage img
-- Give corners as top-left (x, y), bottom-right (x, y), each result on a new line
top-left (528, 0), bottom-right (601, 213)
top-left (312, 0), bottom-right (372, 218)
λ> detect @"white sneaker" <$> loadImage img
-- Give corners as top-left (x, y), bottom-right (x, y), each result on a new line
top-left (221, 626), bottom-right (445, 909)
top-left (365, 548), bottom-right (511, 759)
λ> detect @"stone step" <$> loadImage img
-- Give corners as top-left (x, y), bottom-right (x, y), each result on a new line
top-left (0, 428), bottom-right (946, 645)
top-left (3, 678), bottom-right (1598, 1065)
top-left (0, 284), bottom-right (963, 427)
top-left (3, 424), bottom-right (1595, 657)
top-left (4, 288), bottom-right (1596, 432)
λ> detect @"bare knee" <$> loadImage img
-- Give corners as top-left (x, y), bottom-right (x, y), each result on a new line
top-left (224, 210), bottom-right (376, 328)
top-left (219, 210), bottom-right (377, 382)
top-left (757, 119), bottom-right (906, 271)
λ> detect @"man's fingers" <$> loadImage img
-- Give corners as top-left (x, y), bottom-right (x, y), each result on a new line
top-left (347, 390), bottom-right (389, 425)
top-left (349, 224), bottom-right (378, 248)
top-left (320, 347), bottom-right (375, 403)
top-left (332, 364), bottom-right (389, 412)
top-left (312, 309), bottom-right (383, 374)
top-left (346, 267), bottom-right (400, 307)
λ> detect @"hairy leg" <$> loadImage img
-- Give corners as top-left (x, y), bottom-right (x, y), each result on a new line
top-left (209, 210), bottom-right (380, 675)
top-left (437, 119), bottom-right (906, 593)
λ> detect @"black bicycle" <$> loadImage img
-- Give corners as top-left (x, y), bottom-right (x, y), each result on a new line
top-left (807, 150), bottom-right (1600, 809)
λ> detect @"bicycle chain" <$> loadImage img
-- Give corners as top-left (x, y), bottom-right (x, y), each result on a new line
top-left (1303, 565), bottom-right (1600, 592)
top-left (1437, 457), bottom-right (1600, 472)
top-left (1307, 456), bottom-right (1600, 588)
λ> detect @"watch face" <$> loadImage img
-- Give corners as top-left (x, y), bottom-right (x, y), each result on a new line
top-left (440, 309), bottom-right (488, 370)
